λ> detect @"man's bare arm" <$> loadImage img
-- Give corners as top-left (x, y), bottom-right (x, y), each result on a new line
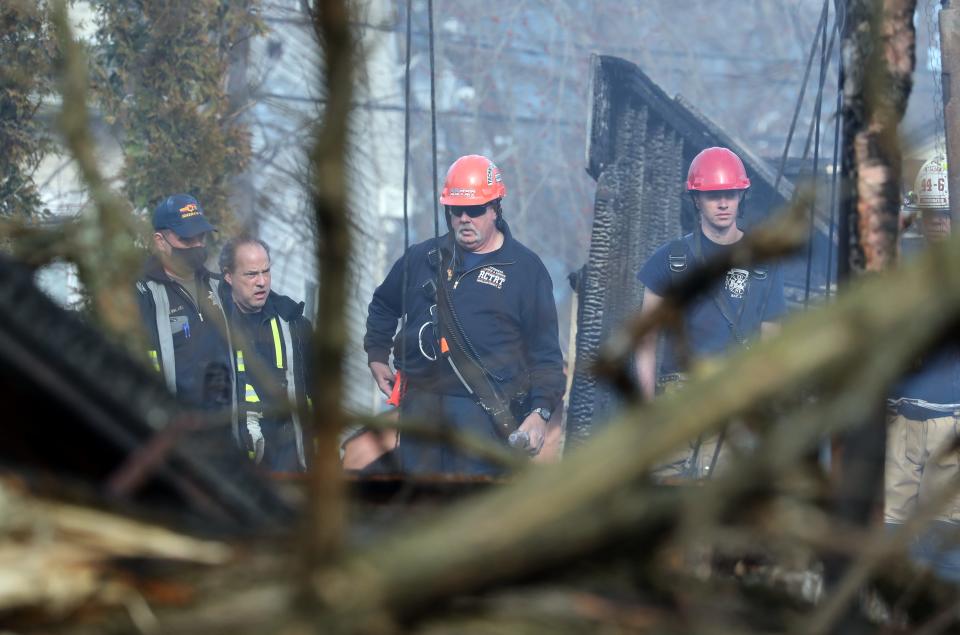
top-left (760, 321), bottom-right (781, 339)
top-left (634, 289), bottom-right (663, 401)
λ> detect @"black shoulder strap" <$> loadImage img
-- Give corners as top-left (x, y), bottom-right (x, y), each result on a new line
top-left (433, 259), bottom-right (517, 439)
top-left (667, 237), bottom-right (688, 276)
top-left (692, 230), bottom-right (749, 345)
top-left (751, 262), bottom-right (777, 326)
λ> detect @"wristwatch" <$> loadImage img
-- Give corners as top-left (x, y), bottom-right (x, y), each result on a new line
top-left (529, 407), bottom-right (552, 421)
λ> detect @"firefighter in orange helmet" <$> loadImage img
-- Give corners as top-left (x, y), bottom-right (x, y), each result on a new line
top-left (363, 155), bottom-right (564, 475)
top-left (634, 147), bottom-right (787, 480)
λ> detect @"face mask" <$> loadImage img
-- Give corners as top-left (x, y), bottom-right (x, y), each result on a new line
top-left (171, 245), bottom-right (208, 272)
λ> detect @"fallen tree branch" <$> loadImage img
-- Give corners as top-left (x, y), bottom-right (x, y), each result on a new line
top-left (351, 414), bottom-right (533, 472)
top-left (0, 480), bottom-right (232, 616)
top-left (0, 220), bottom-right (79, 268)
top-left (805, 466), bottom-right (960, 634)
top-left (321, 233), bottom-right (960, 625)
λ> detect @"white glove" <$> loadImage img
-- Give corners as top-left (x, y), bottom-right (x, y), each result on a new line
top-left (245, 411), bottom-right (265, 464)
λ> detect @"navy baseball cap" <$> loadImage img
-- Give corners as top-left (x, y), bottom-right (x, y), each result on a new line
top-left (152, 194), bottom-right (216, 238)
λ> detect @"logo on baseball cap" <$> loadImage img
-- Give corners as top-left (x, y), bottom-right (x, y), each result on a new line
top-left (152, 193), bottom-right (216, 238)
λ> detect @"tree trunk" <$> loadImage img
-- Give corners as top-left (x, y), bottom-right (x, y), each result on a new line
top-left (829, 1), bottom-right (916, 632)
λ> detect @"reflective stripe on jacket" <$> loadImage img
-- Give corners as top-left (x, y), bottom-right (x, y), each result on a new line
top-left (221, 285), bottom-right (313, 471)
top-left (135, 258), bottom-right (238, 434)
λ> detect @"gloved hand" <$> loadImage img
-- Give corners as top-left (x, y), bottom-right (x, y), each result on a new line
top-left (511, 411), bottom-right (547, 456)
top-left (508, 429), bottom-right (542, 456)
top-left (508, 429), bottom-right (531, 451)
top-left (243, 411), bottom-right (265, 464)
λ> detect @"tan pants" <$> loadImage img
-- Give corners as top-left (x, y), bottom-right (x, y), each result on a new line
top-left (652, 434), bottom-right (730, 481)
top-left (885, 413), bottom-right (960, 524)
top-left (652, 375), bottom-right (742, 481)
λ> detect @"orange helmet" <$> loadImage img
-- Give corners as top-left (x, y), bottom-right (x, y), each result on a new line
top-left (686, 147), bottom-right (751, 191)
top-left (439, 155), bottom-right (506, 206)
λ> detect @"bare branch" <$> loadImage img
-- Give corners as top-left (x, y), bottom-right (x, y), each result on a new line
top-left (51, 0), bottom-right (145, 352)
top-left (304, 0), bottom-right (354, 580)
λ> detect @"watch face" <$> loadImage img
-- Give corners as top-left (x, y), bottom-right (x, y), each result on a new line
top-left (536, 407), bottom-right (551, 420)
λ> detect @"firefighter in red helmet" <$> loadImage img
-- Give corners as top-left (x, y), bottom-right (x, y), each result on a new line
top-left (635, 147), bottom-right (787, 480)
top-left (363, 154), bottom-right (565, 475)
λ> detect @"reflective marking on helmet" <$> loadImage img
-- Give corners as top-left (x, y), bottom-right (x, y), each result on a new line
top-left (916, 156), bottom-right (949, 209)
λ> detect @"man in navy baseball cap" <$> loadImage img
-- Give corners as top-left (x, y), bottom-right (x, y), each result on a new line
top-left (149, 193), bottom-right (216, 276)
top-left (136, 193), bottom-right (234, 413)
top-left (152, 193), bottom-right (216, 238)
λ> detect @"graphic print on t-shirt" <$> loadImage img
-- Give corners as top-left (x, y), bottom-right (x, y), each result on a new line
top-left (724, 268), bottom-right (749, 299)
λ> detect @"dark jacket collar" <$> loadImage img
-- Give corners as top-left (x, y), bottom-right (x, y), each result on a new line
top-left (142, 254), bottom-right (217, 285)
top-left (439, 219), bottom-right (516, 269)
top-left (217, 280), bottom-right (305, 323)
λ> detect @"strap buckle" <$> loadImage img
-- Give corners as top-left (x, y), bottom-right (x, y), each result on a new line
top-left (668, 254), bottom-right (687, 273)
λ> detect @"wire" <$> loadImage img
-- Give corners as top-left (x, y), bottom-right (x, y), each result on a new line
top-left (799, 23), bottom-right (837, 161)
top-left (825, 18), bottom-right (843, 302)
top-left (774, 0), bottom-right (829, 192)
top-left (398, 0), bottom-right (413, 377)
top-left (803, 0), bottom-right (830, 308)
top-left (923, 0), bottom-right (948, 160)
top-left (427, 0), bottom-right (442, 285)
top-left (833, 0), bottom-right (851, 286)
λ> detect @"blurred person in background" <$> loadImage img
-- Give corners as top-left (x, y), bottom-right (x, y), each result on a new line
top-left (885, 156), bottom-right (960, 582)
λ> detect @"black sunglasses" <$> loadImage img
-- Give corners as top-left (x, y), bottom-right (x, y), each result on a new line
top-left (447, 204), bottom-right (489, 218)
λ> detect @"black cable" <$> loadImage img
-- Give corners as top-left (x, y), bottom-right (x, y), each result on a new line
top-left (825, 104), bottom-right (842, 300)
top-left (825, 12), bottom-right (845, 301)
top-left (803, 0), bottom-right (830, 308)
top-left (399, 0), bottom-right (413, 376)
top-left (774, 0), bottom-right (829, 192)
top-left (427, 0), bottom-right (441, 286)
top-left (800, 22), bottom-right (837, 161)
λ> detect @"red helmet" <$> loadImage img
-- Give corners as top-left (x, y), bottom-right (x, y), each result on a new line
top-left (439, 155), bottom-right (506, 206)
top-left (686, 147), bottom-right (751, 191)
